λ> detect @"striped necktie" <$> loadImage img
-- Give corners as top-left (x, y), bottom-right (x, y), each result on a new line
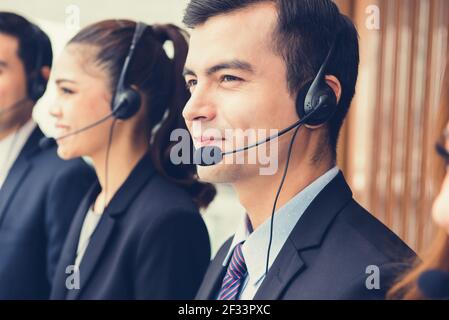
top-left (217, 243), bottom-right (247, 300)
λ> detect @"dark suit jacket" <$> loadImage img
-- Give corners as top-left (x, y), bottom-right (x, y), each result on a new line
top-left (50, 153), bottom-right (211, 300)
top-left (0, 127), bottom-right (95, 299)
top-left (196, 172), bottom-right (417, 300)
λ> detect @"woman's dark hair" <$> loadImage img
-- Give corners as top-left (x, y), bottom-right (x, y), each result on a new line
top-left (69, 20), bottom-right (216, 209)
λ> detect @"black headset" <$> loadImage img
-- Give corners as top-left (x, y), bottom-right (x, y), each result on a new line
top-left (111, 22), bottom-right (148, 120)
top-left (39, 22), bottom-right (152, 150)
top-left (265, 33), bottom-right (342, 275)
top-left (27, 25), bottom-right (48, 102)
top-left (295, 35), bottom-right (339, 126)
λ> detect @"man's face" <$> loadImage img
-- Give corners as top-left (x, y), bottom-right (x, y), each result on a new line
top-left (183, 2), bottom-right (299, 183)
top-left (0, 32), bottom-right (29, 131)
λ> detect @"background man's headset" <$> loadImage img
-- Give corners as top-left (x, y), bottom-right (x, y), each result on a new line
top-left (28, 25), bottom-right (47, 103)
top-left (0, 23), bottom-right (48, 116)
top-left (194, 31), bottom-right (342, 276)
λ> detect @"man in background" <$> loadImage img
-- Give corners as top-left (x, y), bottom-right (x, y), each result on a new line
top-left (0, 12), bottom-right (95, 299)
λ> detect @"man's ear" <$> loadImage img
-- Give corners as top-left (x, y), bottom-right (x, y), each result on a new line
top-left (40, 66), bottom-right (51, 81)
top-left (325, 75), bottom-right (342, 103)
top-left (305, 75), bottom-right (342, 130)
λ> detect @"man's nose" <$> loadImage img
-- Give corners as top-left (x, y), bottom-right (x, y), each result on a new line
top-left (182, 87), bottom-right (217, 123)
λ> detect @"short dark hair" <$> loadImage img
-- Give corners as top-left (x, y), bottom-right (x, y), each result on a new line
top-left (0, 12), bottom-right (53, 84)
top-left (183, 0), bottom-right (359, 158)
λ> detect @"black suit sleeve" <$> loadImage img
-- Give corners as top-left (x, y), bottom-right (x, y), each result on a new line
top-left (45, 161), bottom-right (95, 285)
top-left (134, 209), bottom-right (211, 300)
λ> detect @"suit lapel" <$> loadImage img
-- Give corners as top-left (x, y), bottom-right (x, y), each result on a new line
top-left (66, 212), bottom-right (115, 300)
top-left (65, 153), bottom-right (156, 299)
top-left (51, 183), bottom-right (100, 299)
top-left (253, 172), bottom-right (354, 300)
top-left (0, 157), bottom-right (31, 227)
top-left (253, 240), bottom-right (305, 300)
top-left (0, 127), bottom-right (43, 227)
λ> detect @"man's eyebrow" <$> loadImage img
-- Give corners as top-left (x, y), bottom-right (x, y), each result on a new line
top-left (183, 60), bottom-right (254, 78)
top-left (55, 79), bottom-right (78, 85)
top-left (206, 60), bottom-right (254, 76)
top-left (0, 60), bottom-right (8, 68)
top-left (183, 67), bottom-right (195, 77)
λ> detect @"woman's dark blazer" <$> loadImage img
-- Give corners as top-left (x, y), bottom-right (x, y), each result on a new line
top-left (50, 153), bottom-right (211, 300)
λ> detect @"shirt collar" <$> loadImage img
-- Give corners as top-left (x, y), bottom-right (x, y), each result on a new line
top-left (0, 119), bottom-right (36, 186)
top-left (223, 166), bottom-right (340, 285)
top-left (0, 119), bottom-right (36, 151)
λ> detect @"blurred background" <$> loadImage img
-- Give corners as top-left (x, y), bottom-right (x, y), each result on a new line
top-left (1, 0), bottom-right (448, 256)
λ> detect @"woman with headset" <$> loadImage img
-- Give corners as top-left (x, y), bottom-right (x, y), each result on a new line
top-left (48, 20), bottom-right (216, 300)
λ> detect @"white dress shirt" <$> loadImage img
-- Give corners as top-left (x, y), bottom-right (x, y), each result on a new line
top-left (74, 206), bottom-right (103, 268)
top-left (0, 119), bottom-right (36, 189)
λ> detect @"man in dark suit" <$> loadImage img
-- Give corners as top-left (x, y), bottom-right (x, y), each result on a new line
top-left (0, 12), bottom-right (95, 299)
top-left (181, 0), bottom-right (416, 299)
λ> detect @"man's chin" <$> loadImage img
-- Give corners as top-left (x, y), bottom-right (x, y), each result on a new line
top-left (197, 164), bottom-right (239, 184)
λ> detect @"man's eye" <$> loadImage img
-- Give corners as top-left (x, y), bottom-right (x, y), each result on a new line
top-left (186, 79), bottom-right (197, 90)
top-left (221, 75), bottom-right (242, 83)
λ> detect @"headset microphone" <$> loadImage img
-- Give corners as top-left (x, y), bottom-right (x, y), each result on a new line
top-left (193, 102), bottom-right (326, 166)
top-left (38, 112), bottom-right (116, 149)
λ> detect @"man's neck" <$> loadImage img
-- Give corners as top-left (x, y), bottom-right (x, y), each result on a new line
top-left (234, 159), bottom-right (334, 230)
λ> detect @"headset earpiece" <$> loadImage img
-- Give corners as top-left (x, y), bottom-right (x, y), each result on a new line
top-left (111, 22), bottom-right (148, 121)
top-left (296, 79), bottom-right (337, 126)
top-left (28, 26), bottom-right (47, 102)
top-left (112, 88), bottom-right (141, 120)
top-left (296, 81), bottom-right (312, 121)
top-left (295, 33), bottom-right (341, 127)
top-left (28, 71), bottom-right (46, 102)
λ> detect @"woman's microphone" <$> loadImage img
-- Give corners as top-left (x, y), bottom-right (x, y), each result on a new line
top-left (39, 112), bottom-right (116, 150)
